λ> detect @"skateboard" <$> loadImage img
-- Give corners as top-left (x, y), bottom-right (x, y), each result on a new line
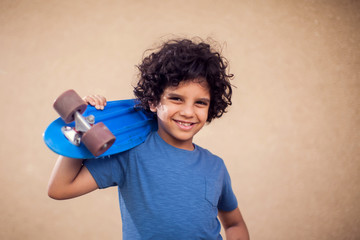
top-left (43, 89), bottom-right (157, 159)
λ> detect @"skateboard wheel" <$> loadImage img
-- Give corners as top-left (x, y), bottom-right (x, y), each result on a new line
top-left (82, 122), bottom-right (116, 157)
top-left (53, 89), bottom-right (87, 124)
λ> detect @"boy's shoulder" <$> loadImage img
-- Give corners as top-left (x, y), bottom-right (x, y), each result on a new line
top-left (194, 144), bottom-right (227, 166)
top-left (195, 143), bottom-right (218, 156)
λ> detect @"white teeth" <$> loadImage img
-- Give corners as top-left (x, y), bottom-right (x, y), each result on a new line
top-left (177, 121), bottom-right (192, 126)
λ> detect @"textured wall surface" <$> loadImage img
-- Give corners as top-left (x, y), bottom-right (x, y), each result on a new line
top-left (0, 0), bottom-right (359, 239)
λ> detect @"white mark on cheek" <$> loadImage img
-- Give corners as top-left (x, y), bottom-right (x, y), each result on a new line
top-left (156, 103), bottom-right (168, 120)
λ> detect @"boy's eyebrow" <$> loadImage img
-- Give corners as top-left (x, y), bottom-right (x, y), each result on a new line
top-left (165, 93), bottom-right (182, 100)
top-left (197, 97), bottom-right (210, 103)
top-left (166, 93), bottom-right (181, 97)
top-left (166, 93), bottom-right (210, 103)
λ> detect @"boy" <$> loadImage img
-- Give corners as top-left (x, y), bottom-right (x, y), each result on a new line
top-left (48, 38), bottom-right (249, 239)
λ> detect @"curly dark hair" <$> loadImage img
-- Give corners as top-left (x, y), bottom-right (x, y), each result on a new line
top-left (133, 38), bottom-right (233, 123)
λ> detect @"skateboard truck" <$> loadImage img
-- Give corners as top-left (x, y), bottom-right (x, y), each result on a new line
top-left (61, 113), bottom-right (95, 146)
top-left (53, 89), bottom-right (116, 157)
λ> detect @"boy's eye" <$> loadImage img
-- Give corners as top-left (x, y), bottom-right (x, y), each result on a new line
top-left (196, 101), bottom-right (208, 106)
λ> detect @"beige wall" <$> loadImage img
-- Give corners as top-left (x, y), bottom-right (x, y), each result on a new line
top-left (1, 0), bottom-right (359, 239)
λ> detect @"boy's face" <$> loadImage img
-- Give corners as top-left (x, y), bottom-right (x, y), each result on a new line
top-left (150, 79), bottom-right (210, 151)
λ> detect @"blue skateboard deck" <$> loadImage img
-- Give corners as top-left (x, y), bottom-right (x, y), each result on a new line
top-left (43, 99), bottom-right (157, 159)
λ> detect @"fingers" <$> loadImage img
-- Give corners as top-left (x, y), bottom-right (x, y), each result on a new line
top-left (83, 95), bottom-right (107, 110)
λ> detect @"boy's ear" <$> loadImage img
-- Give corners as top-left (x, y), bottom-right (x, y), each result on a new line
top-left (148, 101), bottom-right (157, 113)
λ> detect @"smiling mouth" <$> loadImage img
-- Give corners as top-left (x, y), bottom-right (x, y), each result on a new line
top-left (174, 120), bottom-right (195, 127)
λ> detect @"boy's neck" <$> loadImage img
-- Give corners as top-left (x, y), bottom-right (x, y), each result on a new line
top-left (156, 130), bottom-right (195, 151)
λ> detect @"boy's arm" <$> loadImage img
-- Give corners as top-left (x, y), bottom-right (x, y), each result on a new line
top-left (218, 207), bottom-right (250, 240)
top-left (48, 94), bottom-right (107, 200)
top-left (48, 156), bottom-right (98, 200)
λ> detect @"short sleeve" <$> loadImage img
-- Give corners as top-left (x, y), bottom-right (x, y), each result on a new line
top-left (83, 151), bottom-right (129, 189)
top-left (218, 167), bottom-right (238, 211)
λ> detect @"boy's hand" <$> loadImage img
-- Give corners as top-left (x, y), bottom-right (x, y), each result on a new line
top-left (83, 95), bottom-right (107, 110)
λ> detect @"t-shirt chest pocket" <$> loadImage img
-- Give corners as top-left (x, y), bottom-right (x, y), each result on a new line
top-left (205, 176), bottom-right (222, 207)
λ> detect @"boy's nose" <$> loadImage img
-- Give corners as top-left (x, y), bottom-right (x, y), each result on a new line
top-left (179, 104), bottom-right (194, 117)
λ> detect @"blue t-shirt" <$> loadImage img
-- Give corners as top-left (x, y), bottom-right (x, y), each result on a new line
top-left (84, 132), bottom-right (238, 239)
